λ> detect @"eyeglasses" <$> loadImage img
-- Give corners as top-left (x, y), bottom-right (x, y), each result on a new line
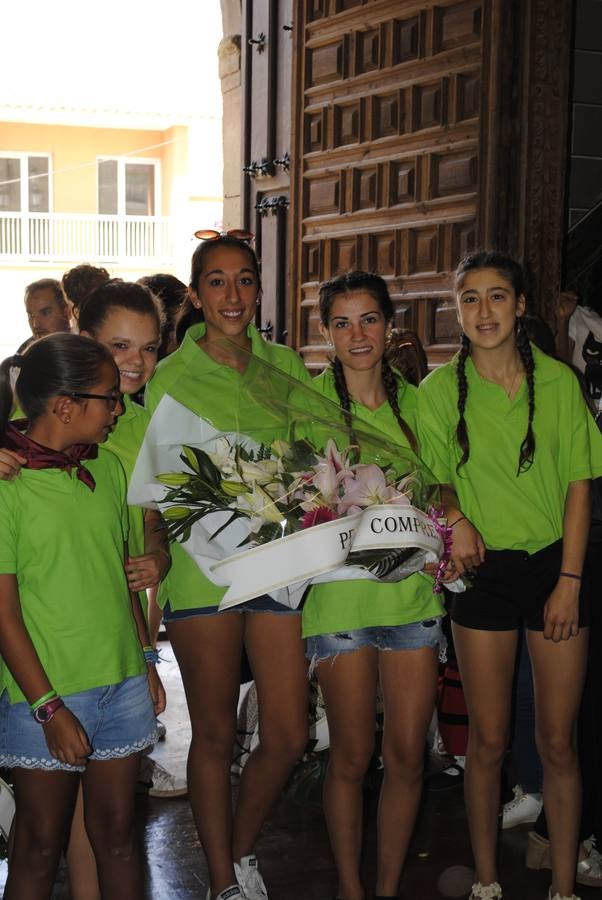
top-left (194, 228), bottom-right (254, 243)
top-left (66, 391), bottom-right (122, 412)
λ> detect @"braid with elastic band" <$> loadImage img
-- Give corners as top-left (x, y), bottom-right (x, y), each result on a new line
top-left (455, 334), bottom-right (471, 472)
top-left (381, 358), bottom-right (418, 452)
top-left (515, 318), bottom-right (536, 472)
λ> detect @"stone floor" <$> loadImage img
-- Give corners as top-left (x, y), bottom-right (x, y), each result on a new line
top-left (1, 639), bottom-right (598, 899)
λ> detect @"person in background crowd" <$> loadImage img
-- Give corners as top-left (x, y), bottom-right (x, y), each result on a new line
top-left (137, 273), bottom-right (187, 359)
top-left (61, 265), bottom-right (111, 326)
top-left (23, 279), bottom-right (70, 342)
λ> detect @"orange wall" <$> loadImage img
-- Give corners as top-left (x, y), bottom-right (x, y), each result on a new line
top-left (0, 122), bottom-right (188, 214)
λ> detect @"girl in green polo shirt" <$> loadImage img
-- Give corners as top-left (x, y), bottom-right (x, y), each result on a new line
top-left (302, 271), bottom-right (446, 900)
top-left (417, 251), bottom-right (602, 900)
top-left (144, 232), bottom-right (313, 900)
top-left (79, 280), bottom-right (171, 633)
top-left (0, 333), bottom-right (164, 900)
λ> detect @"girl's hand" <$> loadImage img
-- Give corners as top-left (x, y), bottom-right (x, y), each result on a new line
top-left (0, 449), bottom-right (26, 481)
top-left (125, 550), bottom-right (170, 591)
top-left (43, 706), bottom-right (91, 767)
top-left (543, 580), bottom-right (580, 641)
top-left (449, 518), bottom-right (485, 575)
top-left (423, 560), bottom-right (459, 583)
top-left (147, 665), bottom-right (166, 715)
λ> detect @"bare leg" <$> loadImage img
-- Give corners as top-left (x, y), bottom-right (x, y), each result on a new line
top-left (452, 623), bottom-right (518, 886)
top-left (527, 627), bottom-right (588, 898)
top-left (167, 613), bottom-right (243, 897)
top-left (233, 612), bottom-right (308, 859)
top-left (376, 645), bottom-right (439, 896)
top-left (82, 755), bottom-right (143, 900)
top-left (5, 767), bottom-right (79, 900)
top-left (316, 646), bottom-right (378, 900)
top-left (66, 784), bottom-right (101, 900)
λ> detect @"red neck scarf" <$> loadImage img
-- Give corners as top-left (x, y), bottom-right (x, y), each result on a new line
top-left (6, 421), bottom-right (98, 491)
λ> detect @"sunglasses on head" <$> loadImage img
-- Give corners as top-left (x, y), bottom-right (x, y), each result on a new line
top-left (194, 228), bottom-right (254, 243)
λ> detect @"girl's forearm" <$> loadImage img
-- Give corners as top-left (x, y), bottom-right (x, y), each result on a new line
top-left (440, 485), bottom-right (461, 520)
top-left (144, 508), bottom-right (169, 557)
top-left (0, 574), bottom-right (54, 703)
top-left (560, 480), bottom-right (591, 577)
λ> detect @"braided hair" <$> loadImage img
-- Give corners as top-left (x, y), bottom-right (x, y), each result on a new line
top-left (455, 332), bottom-right (471, 471)
top-left (319, 271), bottom-right (418, 452)
top-left (454, 251), bottom-right (535, 475)
top-left (515, 317), bottom-right (536, 471)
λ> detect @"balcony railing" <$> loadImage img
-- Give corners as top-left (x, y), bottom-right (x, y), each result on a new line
top-left (0, 212), bottom-right (174, 265)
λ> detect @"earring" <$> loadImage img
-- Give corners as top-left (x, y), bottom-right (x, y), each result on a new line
top-left (256, 298), bottom-right (261, 307)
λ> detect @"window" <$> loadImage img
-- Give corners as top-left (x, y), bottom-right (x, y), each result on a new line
top-left (97, 158), bottom-right (158, 216)
top-left (0, 154), bottom-right (50, 213)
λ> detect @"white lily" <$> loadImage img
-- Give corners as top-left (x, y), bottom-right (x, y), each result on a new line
top-left (237, 457), bottom-right (281, 485)
top-left (235, 483), bottom-right (286, 525)
top-left (208, 437), bottom-right (238, 476)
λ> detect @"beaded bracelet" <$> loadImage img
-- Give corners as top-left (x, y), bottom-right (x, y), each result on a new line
top-left (30, 689), bottom-right (58, 712)
top-left (559, 571), bottom-right (582, 582)
top-left (143, 645), bottom-right (160, 664)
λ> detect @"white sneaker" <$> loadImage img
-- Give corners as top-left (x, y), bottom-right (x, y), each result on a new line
top-left (0, 776), bottom-right (15, 840)
top-left (502, 784), bottom-right (543, 829)
top-left (206, 886), bottom-right (245, 900)
top-left (235, 855), bottom-right (268, 900)
top-left (470, 882), bottom-right (502, 899)
top-left (548, 891), bottom-right (581, 900)
top-left (583, 835), bottom-right (602, 866)
top-left (147, 759), bottom-right (188, 798)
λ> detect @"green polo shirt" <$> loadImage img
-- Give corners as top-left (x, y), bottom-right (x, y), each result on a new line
top-left (416, 345), bottom-right (602, 552)
top-left (302, 368), bottom-right (444, 638)
top-left (0, 449), bottom-right (145, 703)
top-left (105, 394), bottom-right (149, 564)
top-left (145, 323), bottom-right (312, 611)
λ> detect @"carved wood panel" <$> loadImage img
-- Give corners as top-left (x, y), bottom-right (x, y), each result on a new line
top-left (290, 0), bottom-right (511, 370)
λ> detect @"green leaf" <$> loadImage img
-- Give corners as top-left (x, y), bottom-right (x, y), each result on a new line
top-left (209, 510), bottom-right (244, 541)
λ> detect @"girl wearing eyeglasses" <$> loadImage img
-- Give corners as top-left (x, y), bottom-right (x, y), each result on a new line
top-left (0, 282), bottom-right (173, 900)
top-left (144, 232), bottom-right (312, 900)
top-left (0, 333), bottom-right (164, 900)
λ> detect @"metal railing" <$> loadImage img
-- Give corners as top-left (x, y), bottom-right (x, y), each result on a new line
top-left (0, 212), bottom-right (174, 264)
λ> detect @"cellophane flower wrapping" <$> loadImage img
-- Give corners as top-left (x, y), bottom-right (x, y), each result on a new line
top-left (129, 346), bottom-right (444, 609)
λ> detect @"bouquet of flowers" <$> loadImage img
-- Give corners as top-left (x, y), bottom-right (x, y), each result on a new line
top-left (129, 349), bottom-right (452, 609)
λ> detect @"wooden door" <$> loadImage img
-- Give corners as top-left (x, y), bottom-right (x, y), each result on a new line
top-left (290, 0), bottom-right (510, 369)
top-left (242, 0), bottom-right (295, 344)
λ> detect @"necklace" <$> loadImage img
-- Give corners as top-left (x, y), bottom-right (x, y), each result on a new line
top-left (505, 366), bottom-right (522, 398)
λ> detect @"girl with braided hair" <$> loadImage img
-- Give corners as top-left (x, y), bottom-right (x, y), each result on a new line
top-left (301, 271), bottom-right (447, 900)
top-left (417, 251), bottom-right (602, 900)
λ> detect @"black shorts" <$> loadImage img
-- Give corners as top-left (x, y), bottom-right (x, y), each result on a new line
top-left (450, 539), bottom-right (591, 632)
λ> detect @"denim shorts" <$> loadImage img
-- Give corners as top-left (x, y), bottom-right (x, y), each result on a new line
top-left (163, 593), bottom-right (300, 621)
top-left (0, 674), bottom-right (157, 773)
top-left (306, 618), bottom-right (446, 671)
